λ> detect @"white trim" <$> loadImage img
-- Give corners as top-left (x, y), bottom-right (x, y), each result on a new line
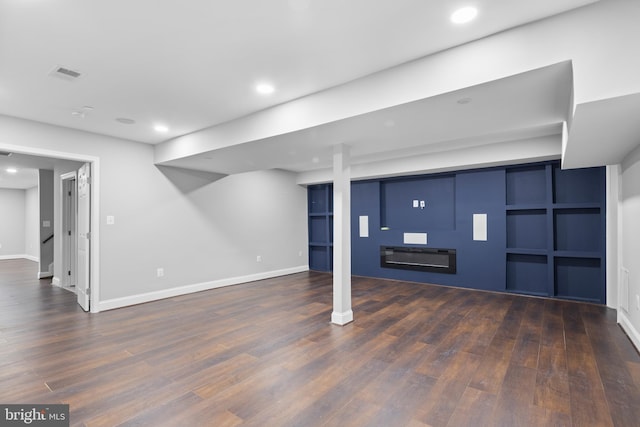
top-left (60, 171), bottom-right (77, 181)
top-left (52, 277), bottom-right (61, 287)
top-left (0, 254), bottom-right (38, 261)
top-left (618, 311), bottom-right (640, 354)
top-left (606, 165), bottom-right (618, 309)
top-left (90, 160), bottom-right (100, 313)
top-left (98, 265), bottom-right (309, 312)
top-left (0, 142), bottom-right (100, 314)
top-left (38, 272), bottom-right (53, 279)
top-left (331, 310), bottom-right (354, 326)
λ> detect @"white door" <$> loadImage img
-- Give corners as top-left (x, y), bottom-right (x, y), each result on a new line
top-left (77, 163), bottom-right (91, 311)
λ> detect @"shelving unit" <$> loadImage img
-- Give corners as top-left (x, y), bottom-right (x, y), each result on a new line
top-left (504, 162), bottom-right (605, 303)
top-left (308, 184), bottom-right (333, 272)
top-left (306, 161), bottom-right (606, 304)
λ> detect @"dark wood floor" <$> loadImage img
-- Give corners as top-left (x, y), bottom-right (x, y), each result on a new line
top-left (1, 259), bottom-right (640, 426)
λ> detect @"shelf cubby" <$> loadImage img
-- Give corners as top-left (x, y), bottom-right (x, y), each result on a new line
top-left (555, 257), bottom-right (601, 302)
top-left (309, 245), bottom-right (332, 272)
top-left (553, 165), bottom-right (604, 204)
top-left (506, 253), bottom-right (549, 296)
top-left (553, 208), bottom-right (601, 252)
top-left (506, 165), bottom-right (547, 205)
top-left (506, 209), bottom-right (547, 250)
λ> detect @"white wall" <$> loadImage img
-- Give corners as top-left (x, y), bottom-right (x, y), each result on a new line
top-left (0, 188), bottom-right (26, 258)
top-left (24, 186), bottom-right (39, 261)
top-left (619, 143), bottom-right (640, 351)
top-left (0, 114), bottom-right (308, 309)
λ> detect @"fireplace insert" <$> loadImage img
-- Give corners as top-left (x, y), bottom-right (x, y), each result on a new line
top-left (380, 246), bottom-right (457, 274)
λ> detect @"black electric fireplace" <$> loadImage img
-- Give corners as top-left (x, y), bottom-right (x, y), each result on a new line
top-left (380, 246), bottom-right (457, 274)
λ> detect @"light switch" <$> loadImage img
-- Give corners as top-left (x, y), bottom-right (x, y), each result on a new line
top-left (419, 200), bottom-right (426, 209)
top-left (106, 216), bottom-right (115, 225)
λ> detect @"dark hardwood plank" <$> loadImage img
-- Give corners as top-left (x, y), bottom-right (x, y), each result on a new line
top-left (533, 344), bottom-right (570, 415)
top-left (446, 387), bottom-right (497, 427)
top-left (510, 299), bottom-right (544, 369)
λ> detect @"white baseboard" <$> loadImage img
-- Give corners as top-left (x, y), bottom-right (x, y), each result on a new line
top-left (38, 272), bottom-right (53, 279)
top-left (331, 310), bottom-right (354, 326)
top-left (618, 310), bottom-right (640, 353)
top-left (52, 277), bottom-right (61, 287)
top-left (0, 254), bottom-right (38, 261)
top-left (98, 265), bottom-right (309, 312)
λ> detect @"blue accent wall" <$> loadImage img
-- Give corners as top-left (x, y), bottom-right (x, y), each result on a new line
top-left (308, 160), bottom-right (607, 304)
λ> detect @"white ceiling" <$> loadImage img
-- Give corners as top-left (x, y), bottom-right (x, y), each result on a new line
top-left (0, 153), bottom-right (57, 189)
top-left (563, 93), bottom-right (640, 169)
top-left (165, 62), bottom-right (572, 174)
top-left (0, 0), bottom-right (597, 151)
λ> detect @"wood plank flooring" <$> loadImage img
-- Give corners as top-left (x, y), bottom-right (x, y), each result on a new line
top-left (1, 258), bottom-right (640, 426)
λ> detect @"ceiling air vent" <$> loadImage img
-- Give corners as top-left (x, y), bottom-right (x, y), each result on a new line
top-left (49, 65), bottom-right (82, 81)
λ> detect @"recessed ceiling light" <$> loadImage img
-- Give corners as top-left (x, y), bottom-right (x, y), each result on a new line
top-left (6, 168), bottom-right (17, 174)
top-left (116, 117), bottom-right (136, 125)
top-left (451, 6), bottom-right (478, 24)
top-left (154, 124), bottom-right (169, 133)
top-left (255, 83), bottom-right (275, 95)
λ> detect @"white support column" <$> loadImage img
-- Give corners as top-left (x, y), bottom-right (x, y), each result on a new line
top-left (332, 144), bottom-right (353, 325)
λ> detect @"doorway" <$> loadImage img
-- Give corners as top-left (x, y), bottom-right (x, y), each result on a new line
top-left (61, 172), bottom-right (77, 291)
top-left (58, 164), bottom-right (90, 312)
top-left (0, 143), bottom-right (99, 313)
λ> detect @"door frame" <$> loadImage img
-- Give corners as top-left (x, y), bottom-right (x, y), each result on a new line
top-left (0, 142), bottom-right (101, 313)
top-left (60, 171), bottom-right (77, 290)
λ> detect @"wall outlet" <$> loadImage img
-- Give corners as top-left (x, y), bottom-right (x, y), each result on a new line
top-left (256, 255), bottom-right (262, 262)
top-left (106, 215), bottom-right (115, 225)
top-left (157, 268), bottom-right (164, 277)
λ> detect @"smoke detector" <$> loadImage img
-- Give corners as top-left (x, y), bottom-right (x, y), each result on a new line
top-left (49, 65), bottom-right (83, 81)
top-left (71, 106), bottom-right (94, 119)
